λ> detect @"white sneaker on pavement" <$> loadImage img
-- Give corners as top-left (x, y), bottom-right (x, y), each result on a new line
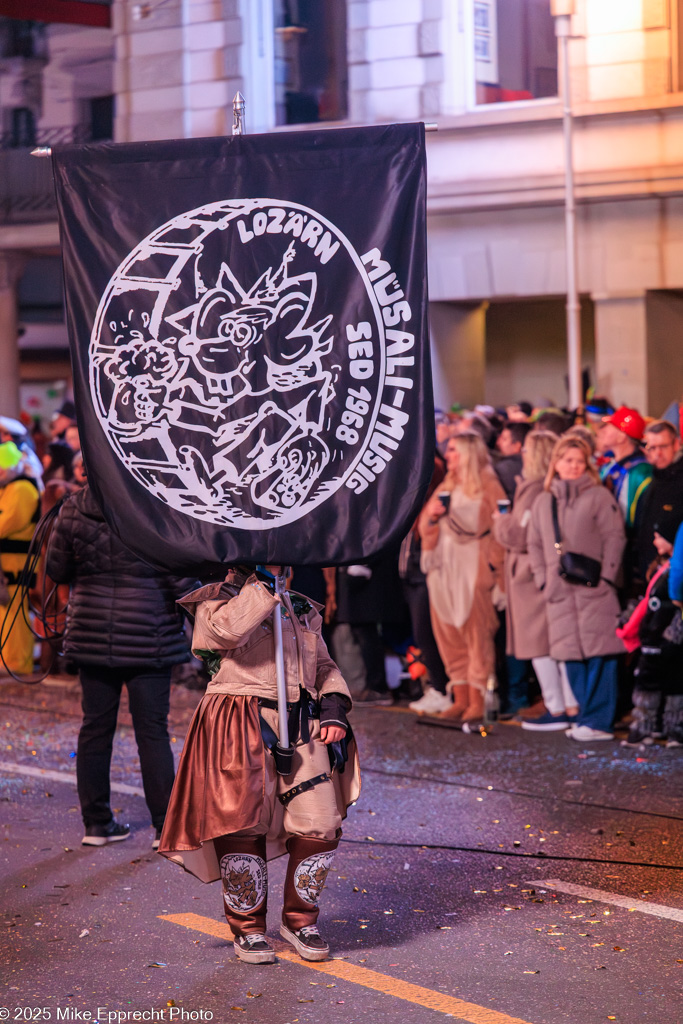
top-left (566, 724), bottom-right (614, 742)
top-left (408, 687), bottom-right (452, 715)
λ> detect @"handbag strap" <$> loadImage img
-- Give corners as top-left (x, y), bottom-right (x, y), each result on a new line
top-left (550, 495), bottom-right (563, 555)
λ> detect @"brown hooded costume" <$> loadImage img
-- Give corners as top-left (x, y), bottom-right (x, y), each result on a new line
top-left (158, 567), bottom-right (360, 944)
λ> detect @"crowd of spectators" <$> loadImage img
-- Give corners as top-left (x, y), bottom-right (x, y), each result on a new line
top-left (2, 392), bottom-right (683, 753)
top-left (397, 396), bottom-right (683, 747)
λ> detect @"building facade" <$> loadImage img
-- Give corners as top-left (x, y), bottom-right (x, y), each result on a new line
top-left (1, 0), bottom-right (683, 419)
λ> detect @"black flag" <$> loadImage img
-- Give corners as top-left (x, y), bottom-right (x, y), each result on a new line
top-left (52, 123), bottom-right (433, 573)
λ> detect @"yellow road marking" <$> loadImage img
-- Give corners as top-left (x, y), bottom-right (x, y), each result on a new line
top-left (160, 913), bottom-right (534, 1024)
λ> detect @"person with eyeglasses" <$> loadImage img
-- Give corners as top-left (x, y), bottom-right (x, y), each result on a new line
top-left (636, 420), bottom-right (683, 587)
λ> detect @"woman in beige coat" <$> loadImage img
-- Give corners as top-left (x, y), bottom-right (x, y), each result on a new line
top-left (419, 432), bottom-right (505, 725)
top-left (528, 437), bottom-right (626, 742)
top-left (493, 431), bottom-right (578, 731)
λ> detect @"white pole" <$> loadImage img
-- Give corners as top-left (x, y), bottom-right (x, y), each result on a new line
top-left (272, 568), bottom-right (290, 750)
top-left (554, 7), bottom-right (582, 411)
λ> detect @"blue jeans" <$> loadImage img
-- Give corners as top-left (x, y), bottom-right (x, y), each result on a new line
top-left (505, 655), bottom-right (531, 713)
top-left (564, 656), bottom-right (618, 732)
top-left (78, 666), bottom-right (175, 829)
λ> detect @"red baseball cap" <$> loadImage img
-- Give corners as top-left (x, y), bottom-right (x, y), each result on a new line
top-left (602, 405), bottom-right (646, 441)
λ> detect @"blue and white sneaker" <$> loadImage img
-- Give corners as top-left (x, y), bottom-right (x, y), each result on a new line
top-left (522, 711), bottom-right (570, 732)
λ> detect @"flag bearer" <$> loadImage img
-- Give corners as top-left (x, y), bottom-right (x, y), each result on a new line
top-left (159, 565), bottom-right (360, 964)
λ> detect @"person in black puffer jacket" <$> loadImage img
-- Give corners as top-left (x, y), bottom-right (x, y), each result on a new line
top-left (636, 420), bottom-right (683, 587)
top-left (617, 521), bottom-right (683, 748)
top-left (47, 484), bottom-right (196, 848)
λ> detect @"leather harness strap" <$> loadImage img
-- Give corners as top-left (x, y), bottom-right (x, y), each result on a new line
top-left (278, 771), bottom-right (331, 807)
top-left (258, 687), bottom-right (319, 749)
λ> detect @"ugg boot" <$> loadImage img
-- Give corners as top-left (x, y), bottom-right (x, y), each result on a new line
top-left (441, 680), bottom-right (468, 720)
top-left (462, 684), bottom-right (485, 723)
top-left (214, 834), bottom-right (274, 964)
top-left (280, 835), bottom-right (338, 961)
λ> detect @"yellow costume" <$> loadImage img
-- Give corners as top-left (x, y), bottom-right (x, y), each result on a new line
top-left (0, 475), bottom-right (40, 675)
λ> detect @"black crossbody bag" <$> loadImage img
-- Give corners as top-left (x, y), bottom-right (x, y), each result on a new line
top-left (551, 495), bottom-right (602, 588)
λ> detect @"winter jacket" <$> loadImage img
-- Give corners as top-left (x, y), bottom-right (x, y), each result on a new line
top-left (494, 453), bottom-right (523, 503)
top-left (493, 477), bottom-right (549, 659)
top-left (636, 456), bottom-right (683, 581)
top-left (179, 568), bottom-right (351, 713)
top-left (46, 486), bottom-right (193, 668)
top-left (600, 451), bottom-right (652, 530)
top-left (334, 551), bottom-right (406, 625)
top-left (528, 474), bottom-right (626, 661)
top-left (617, 565), bottom-right (676, 655)
top-left (0, 475), bottom-right (40, 586)
top-left (420, 469), bottom-right (506, 629)
top-left (669, 520), bottom-right (683, 602)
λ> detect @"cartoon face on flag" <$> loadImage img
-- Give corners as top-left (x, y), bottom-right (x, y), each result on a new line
top-left (52, 125), bottom-right (432, 572)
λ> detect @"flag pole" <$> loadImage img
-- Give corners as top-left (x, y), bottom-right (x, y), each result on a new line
top-left (272, 567), bottom-right (293, 774)
top-left (233, 88), bottom-right (291, 771)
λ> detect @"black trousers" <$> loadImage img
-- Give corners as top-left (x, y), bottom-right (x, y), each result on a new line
top-left (401, 577), bottom-right (448, 694)
top-left (350, 623), bottom-right (388, 692)
top-left (77, 665), bottom-right (175, 830)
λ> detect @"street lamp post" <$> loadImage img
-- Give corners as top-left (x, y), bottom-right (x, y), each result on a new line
top-left (551, 0), bottom-right (582, 412)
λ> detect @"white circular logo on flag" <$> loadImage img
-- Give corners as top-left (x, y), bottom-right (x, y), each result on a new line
top-left (90, 199), bottom-right (388, 528)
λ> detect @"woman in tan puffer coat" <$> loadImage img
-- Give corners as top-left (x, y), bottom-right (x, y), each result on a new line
top-left (493, 430), bottom-right (578, 731)
top-left (528, 436), bottom-right (626, 741)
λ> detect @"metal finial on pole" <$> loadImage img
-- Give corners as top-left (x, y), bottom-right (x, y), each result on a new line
top-left (232, 92), bottom-right (246, 136)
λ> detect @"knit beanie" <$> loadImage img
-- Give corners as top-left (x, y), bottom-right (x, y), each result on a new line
top-left (0, 441), bottom-right (22, 470)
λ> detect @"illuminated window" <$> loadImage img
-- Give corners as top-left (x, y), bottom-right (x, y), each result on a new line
top-left (273, 0), bottom-right (347, 125)
top-left (474, 0), bottom-right (557, 105)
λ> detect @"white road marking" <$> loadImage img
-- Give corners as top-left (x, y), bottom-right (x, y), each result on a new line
top-left (0, 760), bottom-right (145, 797)
top-left (532, 878), bottom-right (683, 923)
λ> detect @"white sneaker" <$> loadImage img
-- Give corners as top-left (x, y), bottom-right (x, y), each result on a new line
top-left (567, 724), bottom-right (614, 742)
top-left (408, 687), bottom-right (453, 715)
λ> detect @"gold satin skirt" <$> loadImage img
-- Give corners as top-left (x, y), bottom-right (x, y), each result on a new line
top-left (158, 692), bottom-right (360, 883)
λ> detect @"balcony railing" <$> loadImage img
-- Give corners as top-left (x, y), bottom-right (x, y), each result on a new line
top-left (0, 124), bottom-right (92, 151)
top-left (0, 126), bottom-right (93, 223)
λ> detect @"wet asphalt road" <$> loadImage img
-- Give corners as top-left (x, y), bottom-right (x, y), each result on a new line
top-left (1, 675), bottom-right (682, 1024)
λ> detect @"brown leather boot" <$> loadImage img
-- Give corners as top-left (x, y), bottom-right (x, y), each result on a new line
top-left (214, 834), bottom-right (274, 963)
top-left (280, 835), bottom-right (338, 961)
